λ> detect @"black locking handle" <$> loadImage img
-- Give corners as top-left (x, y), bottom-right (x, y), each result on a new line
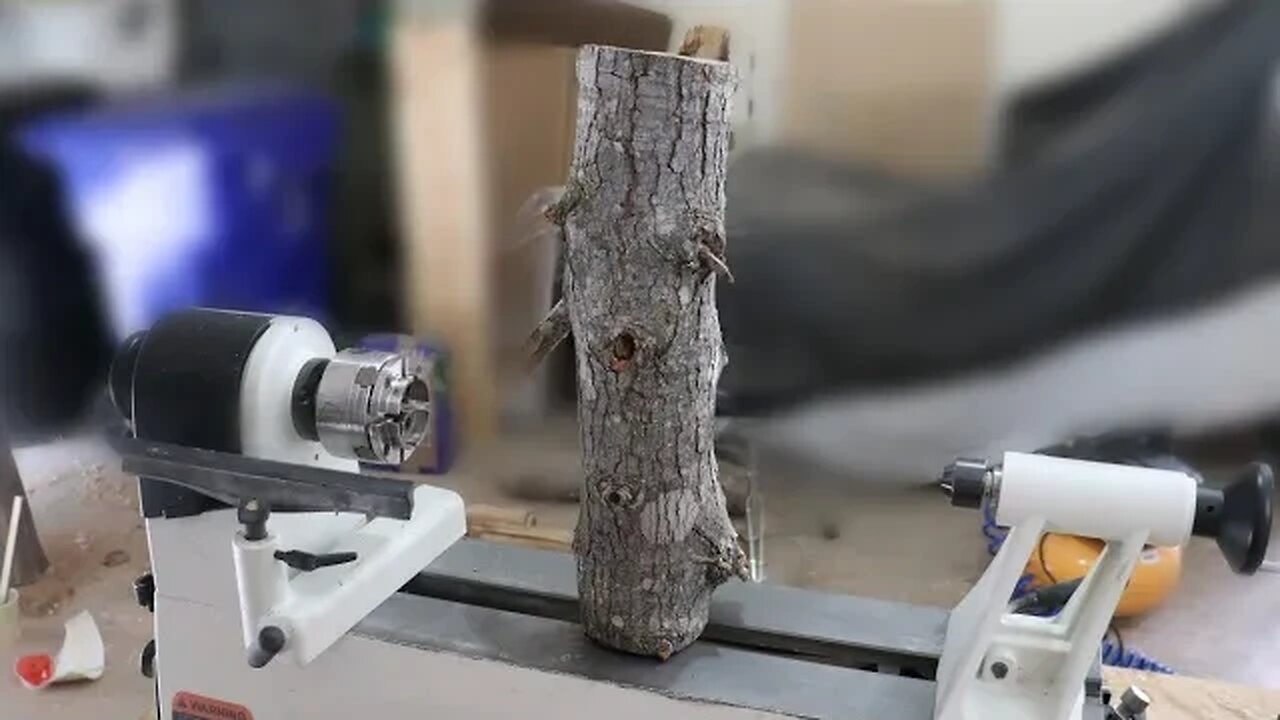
top-left (273, 549), bottom-right (359, 572)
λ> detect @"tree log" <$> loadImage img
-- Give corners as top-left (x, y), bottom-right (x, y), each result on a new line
top-left (561, 45), bottom-right (745, 659)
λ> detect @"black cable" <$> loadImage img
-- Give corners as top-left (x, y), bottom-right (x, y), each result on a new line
top-left (1010, 578), bottom-right (1083, 615)
top-left (1110, 624), bottom-right (1125, 658)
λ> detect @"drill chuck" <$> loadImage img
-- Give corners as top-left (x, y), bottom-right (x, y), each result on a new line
top-left (940, 458), bottom-right (994, 510)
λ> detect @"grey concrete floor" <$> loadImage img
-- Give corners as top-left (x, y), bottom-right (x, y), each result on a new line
top-left (1, 438), bottom-right (152, 719)
top-left (2, 431), bottom-right (1278, 720)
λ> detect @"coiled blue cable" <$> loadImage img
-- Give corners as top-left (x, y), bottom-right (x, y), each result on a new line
top-left (980, 502), bottom-right (1174, 674)
top-left (1101, 638), bottom-right (1175, 674)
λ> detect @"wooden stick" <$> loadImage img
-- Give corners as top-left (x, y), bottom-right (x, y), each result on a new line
top-left (469, 526), bottom-right (573, 553)
top-left (464, 502), bottom-right (571, 552)
top-left (467, 504), bottom-right (536, 531)
top-left (678, 25), bottom-right (731, 61)
top-left (0, 496), bottom-right (24, 601)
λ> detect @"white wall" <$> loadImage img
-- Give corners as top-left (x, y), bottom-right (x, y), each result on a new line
top-left (996, 0), bottom-right (1222, 97)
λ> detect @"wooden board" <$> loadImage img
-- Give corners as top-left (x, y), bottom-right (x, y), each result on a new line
top-left (391, 3), bottom-right (497, 446)
top-left (781, 0), bottom-right (995, 179)
top-left (485, 42), bottom-right (577, 419)
top-left (1104, 667), bottom-right (1280, 720)
top-left (391, 1), bottom-right (673, 445)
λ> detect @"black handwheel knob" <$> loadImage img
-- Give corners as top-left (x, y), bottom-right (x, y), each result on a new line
top-left (237, 499), bottom-right (271, 542)
top-left (133, 572), bottom-right (155, 612)
top-left (140, 638), bottom-right (156, 679)
top-left (1220, 463), bottom-right (1272, 575)
top-left (1193, 463), bottom-right (1273, 574)
top-left (247, 626), bottom-right (287, 669)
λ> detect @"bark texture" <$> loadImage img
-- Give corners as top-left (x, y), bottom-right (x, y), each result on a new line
top-left (562, 45), bottom-right (744, 658)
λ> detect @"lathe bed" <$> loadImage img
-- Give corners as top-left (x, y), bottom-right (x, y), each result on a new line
top-left (354, 539), bottom-right (1108, 719)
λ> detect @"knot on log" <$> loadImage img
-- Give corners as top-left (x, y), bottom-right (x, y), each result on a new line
top-left (655, 639), bottom-right (676, 661)
top-left (598, 481), bottom-right (642, 510)
top-left (544, 178), bottom-right (588, 226)
top-left (692, 227), bottom-right (733, 282)
top-left (609, 331), bottom-right (638, 372)
top-left (697, 524), bottom-right (750, 584)
top-left (706, 541), bottom-right (750, 584)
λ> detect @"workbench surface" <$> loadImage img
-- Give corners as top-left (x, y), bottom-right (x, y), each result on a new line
top-left (1104, 668), bottom-right (1280, 720)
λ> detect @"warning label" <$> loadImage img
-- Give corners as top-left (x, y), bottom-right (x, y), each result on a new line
top-left (172, 691), bottom-right (255, 720)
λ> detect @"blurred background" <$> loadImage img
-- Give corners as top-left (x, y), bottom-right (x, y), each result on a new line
top-left (3, 0), bottom-right (1280, 714)
top-left (5, 0), bottom-right (1280, 465)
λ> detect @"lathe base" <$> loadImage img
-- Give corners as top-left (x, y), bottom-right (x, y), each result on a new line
top-left (152, 527), bottom-right (1108, 719)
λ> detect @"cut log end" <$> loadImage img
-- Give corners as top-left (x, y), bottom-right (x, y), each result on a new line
top-left (678, 25), bottom-right (731, 62)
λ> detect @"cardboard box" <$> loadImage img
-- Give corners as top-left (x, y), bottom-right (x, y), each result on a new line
top-left (780, 0), bottom-right (995, 179)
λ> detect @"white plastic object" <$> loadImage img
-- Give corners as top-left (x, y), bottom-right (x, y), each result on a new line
top-left (997, 451), bottom-right (1196, 546)
top-left (233, 484), bottom-right (465, 666)
top-left (936, 452), bottom-right (1198, 720)
top-left (17, 611), bottom-right (105, 689)
top-left (51, 611), bottom-right (105, 684)
top-left (239, 316), bottom-right (355, 472)
top-left (0, 496), bottom-right (23, 602)
top-left (232, 534), bottom-right (290, 650)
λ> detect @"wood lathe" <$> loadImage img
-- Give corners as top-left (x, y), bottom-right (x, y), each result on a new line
top-left (109, 308), bottom-right (1273, 720)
